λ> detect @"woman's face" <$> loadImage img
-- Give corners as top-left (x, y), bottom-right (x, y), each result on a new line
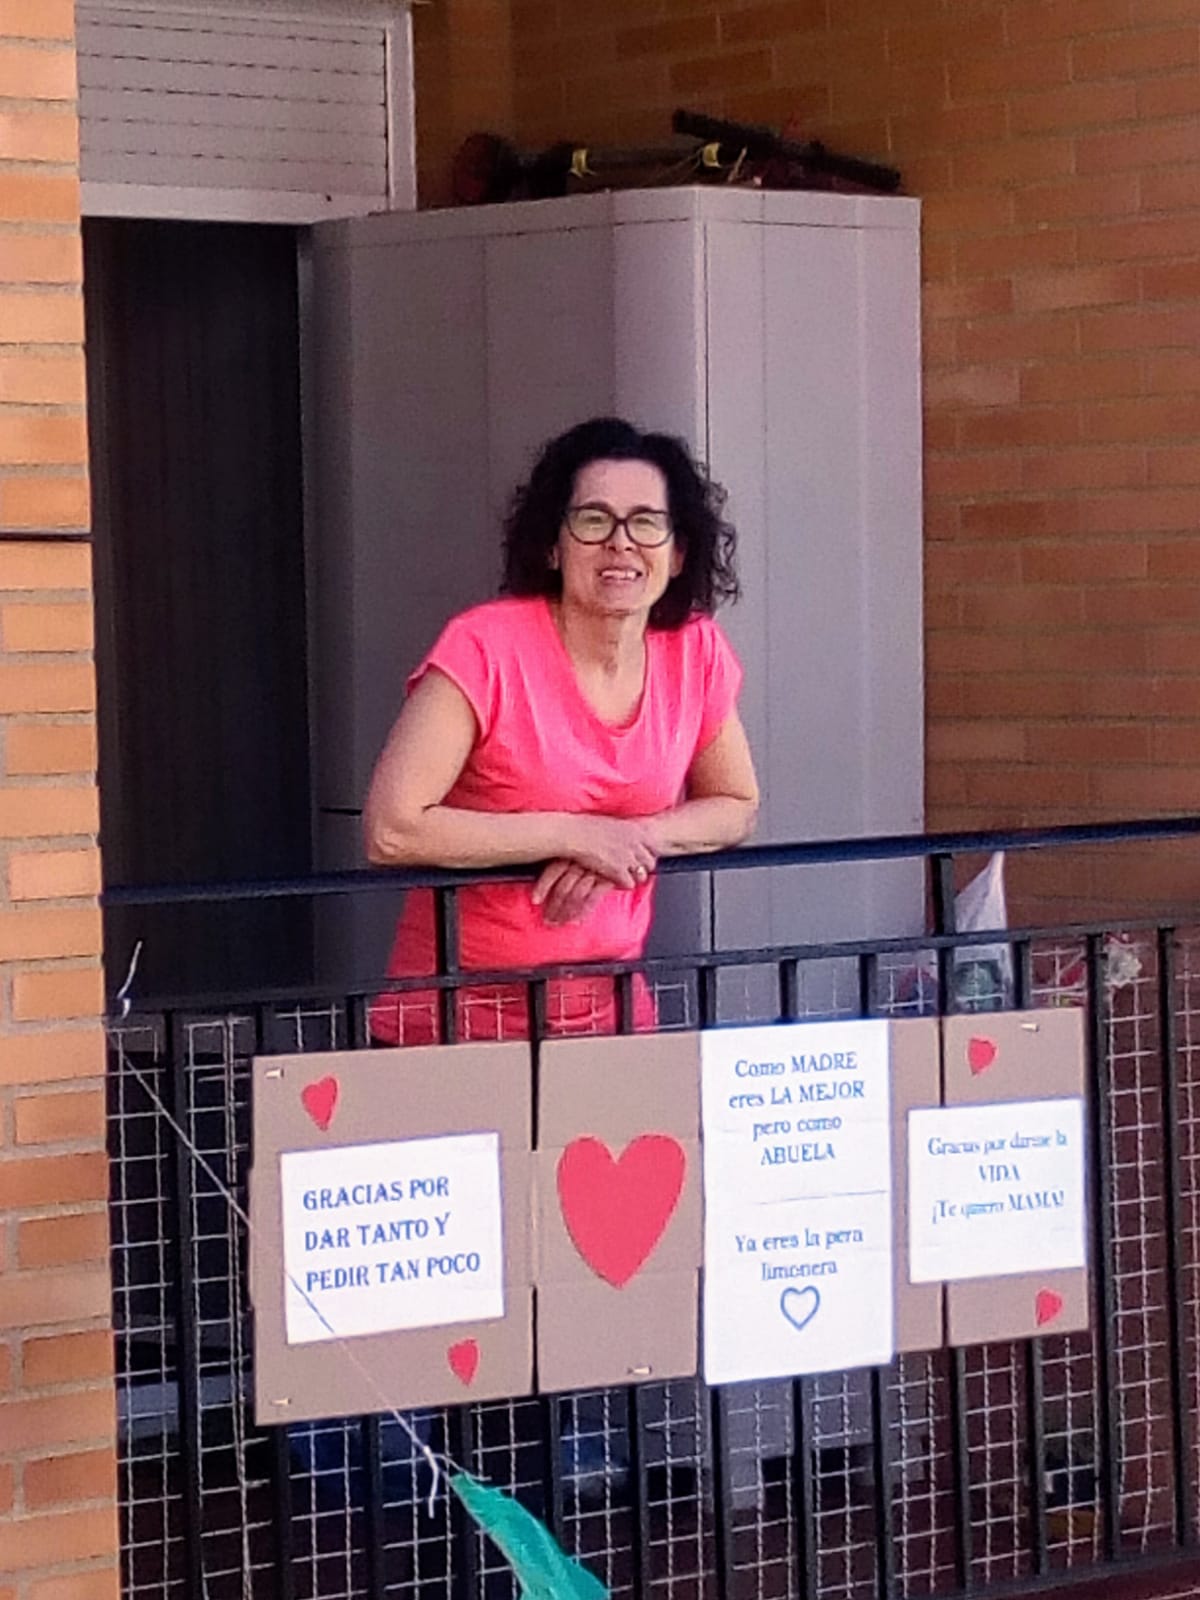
top-left (554, 458), bottom-right (683, 621)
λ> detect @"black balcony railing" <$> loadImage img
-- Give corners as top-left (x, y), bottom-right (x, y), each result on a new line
top-left (103, 819), bottom-right (1200, 1600)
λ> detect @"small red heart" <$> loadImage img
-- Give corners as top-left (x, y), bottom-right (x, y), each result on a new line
top-left (447, 1338), bottom-right (479, 1386)
top-left (1035, 1289), bottom-right (1063, 1328)
top-left (301, 1076), bottom-right (339, 1132)
top-left (967, 1036), bottom-right (998, 1075)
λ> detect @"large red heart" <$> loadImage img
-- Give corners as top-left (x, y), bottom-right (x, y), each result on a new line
top-left (1035, 1289), bottom-right (1063, 1328)
top-left (301, 1076), bottom-right (339, 1132)
top-left (447, 1338), bottom-right (479, 1386)
top-left (967, 1036), bottom-right (998, 1075)
top-left (557, 1134), bottom-right (686, 1288)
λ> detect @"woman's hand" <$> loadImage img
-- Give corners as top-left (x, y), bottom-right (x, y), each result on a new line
top-left (531, 860), bottom-right (614, 925)
top-left (558, 814), bottom-right (659, 888)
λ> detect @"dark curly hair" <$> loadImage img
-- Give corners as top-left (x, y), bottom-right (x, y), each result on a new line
top-left (501, 417), bottom-right (739, 630)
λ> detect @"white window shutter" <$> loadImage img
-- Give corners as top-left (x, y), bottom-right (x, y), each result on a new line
top-left (77, 1), bottom-right (414, 223)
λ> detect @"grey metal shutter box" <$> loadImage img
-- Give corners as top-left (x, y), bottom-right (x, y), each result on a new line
top-left (77, 1), bottom-right (413, 222)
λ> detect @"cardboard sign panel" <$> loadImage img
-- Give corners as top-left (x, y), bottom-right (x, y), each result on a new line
top-left (250, 1043), bottom-right (534, 1423)
top-left (888, 1020), bottom-right (944, 1354)
top-left (940, 1008), bottom-right (1090, 1346)
top-left (700, 1019), bottom-right (899, 1384)
top-left (535, 1032), bottom-right (702, 1393)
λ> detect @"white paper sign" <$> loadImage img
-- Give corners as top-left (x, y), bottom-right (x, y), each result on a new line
top-left (700, 1019), bottom-right (894, 1384)
top-left (907, 1098), bottom-right (1086, 1284)
top-left (280, 1132), bottom-right (505, 1345)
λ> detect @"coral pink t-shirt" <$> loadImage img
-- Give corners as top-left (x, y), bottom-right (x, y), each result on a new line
top-left (370, 596), bottom-right (743, 1044)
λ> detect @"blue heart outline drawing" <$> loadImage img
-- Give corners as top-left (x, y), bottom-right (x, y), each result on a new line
top-left (780, 1285), bottom-right (821, 1333)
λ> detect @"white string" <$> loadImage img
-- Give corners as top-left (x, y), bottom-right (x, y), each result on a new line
top-left (112, 1027), bottom-right (456, 1517)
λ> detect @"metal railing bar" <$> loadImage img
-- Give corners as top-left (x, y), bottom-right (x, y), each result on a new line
top-left (1086, 932), bottom-right (1122, 1562)
top-left (102, 814), bottom-right (1200, 908)
top-left (165, 1010), bottom-right (205, 1600)
top-left (1157, 926), bottom-right (1197, 1549)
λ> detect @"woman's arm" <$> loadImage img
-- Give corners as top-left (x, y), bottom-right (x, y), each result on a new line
top-left (646, 710), bottom-right (760, 855)
top-left (536, 711), bottom-right (759, 924)
top-left (363, 670), bottom-right (659, 884)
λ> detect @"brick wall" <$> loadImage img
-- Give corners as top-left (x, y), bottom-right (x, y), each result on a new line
top-left (0, 3), bottom-right (117, 1599)
top-left (414, 0), bottom-right (514, 204)
top-left (505, 0), bottom-right (1200, 916)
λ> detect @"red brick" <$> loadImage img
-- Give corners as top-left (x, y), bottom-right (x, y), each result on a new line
top-left (1141, 164), bottom-right (1200, 214)
top-left (926, 720), bottom-right (1027, 763)
top-left (0, 414), bottom-right (87, 467)
top-left (9, 847), bottom-right (100, 901)
top-left (1014, 173), bottom-right (1139, 226)
top-left (1138, 72), bottom-right (1200, 119)
top-left (952, 136), bottom-right (1074, 189)
top-left (925, 453), bottom-right (1023, 497)
top-left (615, 16), bottom-right (717, 57)
top-left (1027, 723), bottom-right (1150, 767)
top-left (0, 0), bottom-right (76, 38)
top-left (0, 43), bottom-right (76, 100)
top-left (5, 722), bottom-right (96, 776)
top-left (1020, 355), bottom-right (1140, 405)
top-left (923, 279), bottom-right (1013, 320)
top-left (1080, 305), bottom-right (1200, 352)
top-left (924, 364), bottom-right (1019, 408)
top-left (0, 785), bottom-right (99, 838)
top-left (1072, 25), bottom-right (1198, 79)
top-left (959, 498), bottom-right (1079, 541)
top-left (960, 406), bottom-right (1081, 450)
top-left (1010, 80), bottom-right (1137, 134)
top-left (948, 44), bottom-right (1071, 101)
top-left (0, 1268), bottom-right (109, 1332)
top-left (1, 601), bottom-right (94, 653)
top-left (956, 228), bottom-right (1078, 279)
top-left (719, 1), bottom-right (827, 47)
top-left (670, 48), bottom-right (773, 92)
top-left (1148, 445), bottom-right (1200, 485)
top-left (0, 1507), bottom-right (116, 1571)
top-left (1003, 0), bottom-right (1131, 42)
top-left (0, 475), bottom-right (91, 531)
top-left (957, 314), bottom-right (1079, 364)
top-left (27, 1574), bottom-right (120, 1600)
top-left (1015, 264), bottom-right (1139, 314)
top-left (23, 1448), bottom-right (116, 1510)
top-left (0, 107), bottom-right (78, 163)
top-left (959, 587), bottom-right (1086, 630)
top-left (1083, 396), bottom-right (1200, 444)
top-left (12, 964), bottom-right (104, 1019)
top-left (0, 1027), bottom-right (104, 1088)
top-left (0, 544), bottom-right (90, 591)
top-left (1021, 541), bottom-right (1148, 584)
top-left (0, 231), bottom-right (82, 287)
top-left (13, 1087), bottom-right (105, 1144)
top-left (1074, 488), bottom-right (1198, 535)
top-left (0, 174), bottom-right (79, 225)
top-left (0, 1150), bottom-right (107, 1208)
top-left (887, 13), bottom-right (1005, 65)
top-left (21, 1330), bottom-right (113, 1389)
top-left (1079, 216), bottom-right (1200, 264)
top-left (0, 352), bottom-right (85, 404)
top-left (0, 291), bottom-right (83, 345)
top-left (1021, 445), bottom-right (1145, 491)
top-left (17, 1211), bottom-right (108, 1269)
top-left (1077, 120), bottom-right (1200, 174)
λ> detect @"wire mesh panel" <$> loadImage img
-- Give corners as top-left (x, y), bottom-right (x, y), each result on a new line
top-left (105, 864), bottom-right (1200, 1600)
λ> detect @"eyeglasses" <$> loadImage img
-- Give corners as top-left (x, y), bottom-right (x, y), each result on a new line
top-left (565, 504), bottom-right (673, 548)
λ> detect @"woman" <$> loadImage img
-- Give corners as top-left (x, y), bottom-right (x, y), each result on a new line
top-left (364, 416), bottom-right (759, 1044)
